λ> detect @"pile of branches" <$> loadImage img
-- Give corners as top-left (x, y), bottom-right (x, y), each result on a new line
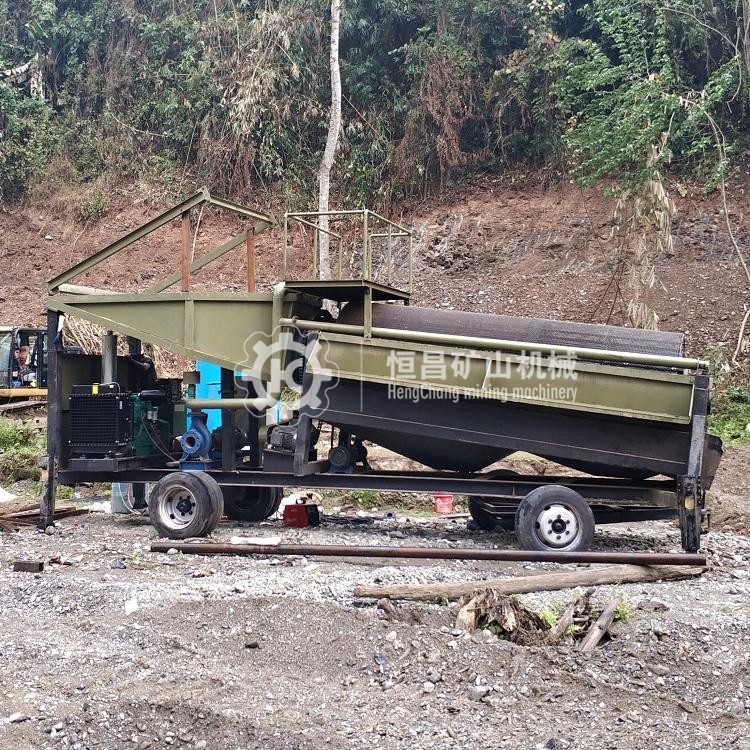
top-left (63, 318), bottom-right (183, 378)
top-left (456, 587), bottom-right (623, 652)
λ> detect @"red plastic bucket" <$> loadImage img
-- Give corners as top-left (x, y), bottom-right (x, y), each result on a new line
top-left (433, 494), bottom-right (453, 514)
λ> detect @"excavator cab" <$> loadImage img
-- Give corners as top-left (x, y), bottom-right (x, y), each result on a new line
top-left (0, 326), bottom-right (47, 398)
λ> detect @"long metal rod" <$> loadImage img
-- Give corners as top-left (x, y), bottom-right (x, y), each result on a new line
top-left (283, 214), bottom-right (288, 278)
top-left (281, 318), bottom-right (708, 370)
top-left (288, 210), bottom-right (364, 217)
top-left (205, 194), bottom-right (276, 225)
top-left (151, 541), bottom-right (706, 566)
top-left (40, 310), bottom-right (61, 529)
top-left (289, 216), bottom-right (342, 239)
top-left (408, 235), bottom-right (413, 293)
top-left (363, 209), bottom-right (369, 278)
top-left (366, 209), bottom-right (411, 235)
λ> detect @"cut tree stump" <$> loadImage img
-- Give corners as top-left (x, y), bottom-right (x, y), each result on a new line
top-left (455, 590), bottom-right (547, 644)
top-left (353, 564), bottom-right (706, 601)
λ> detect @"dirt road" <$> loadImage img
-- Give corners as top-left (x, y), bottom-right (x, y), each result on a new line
top-left (2, 480), bottom-right (750, 750)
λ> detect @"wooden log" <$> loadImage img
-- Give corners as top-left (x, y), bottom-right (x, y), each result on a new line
top-left (0, 400), bottom-right (43, 413)
top-left (57, 283), bottom-right (122, 296)
top-left (579, 596), bottom-right (623, 653)
top-left (547, 587), bottom-right (594, 643)
top-left (352, 564), bottom-right (706, 601)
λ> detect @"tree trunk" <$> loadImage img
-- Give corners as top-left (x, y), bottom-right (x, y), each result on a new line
top-left (317, 0), bottom-right (342, 281)
top-left (352, 564), bottom-right (706, 600)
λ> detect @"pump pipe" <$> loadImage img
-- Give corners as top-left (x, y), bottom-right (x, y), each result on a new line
top-left (185, 282), bottom-right (287, 411)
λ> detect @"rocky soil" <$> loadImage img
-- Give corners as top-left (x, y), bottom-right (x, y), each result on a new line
top-left (2, 448), bottom-right (750, 750)
top-left (1, 178), bottom-right (749, 749)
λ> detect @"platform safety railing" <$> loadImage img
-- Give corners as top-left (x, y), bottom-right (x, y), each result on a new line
top-left (282, 209), bottom-right (413, 292)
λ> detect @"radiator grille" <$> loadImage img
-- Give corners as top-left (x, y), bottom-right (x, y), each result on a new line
top-left (69, 394), bottom-right (132, 454)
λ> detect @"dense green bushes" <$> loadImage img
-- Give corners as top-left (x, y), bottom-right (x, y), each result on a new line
top-left (0, 418), bottom-right (43, 482)
top-left (0, 84), bottom-right (57, 201)
top-left (0, 0), bottom-right (747, 206)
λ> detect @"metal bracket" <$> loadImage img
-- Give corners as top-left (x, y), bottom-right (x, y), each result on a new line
top-left (47, 188), bottom-right (275, 294)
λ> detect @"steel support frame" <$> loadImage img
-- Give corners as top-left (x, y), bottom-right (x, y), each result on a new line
top-left (47, 188), bottom-right (275, 294)
top-left (220, 368), bottom-right (236, 472)
top-left (678, 373), bottom-right (710, 552)
top-left (56, 466), bottom-right (677, 507)
top-left (40, 310), bottom-right (61, 529)
top-left (282, 209), bottom-right (413, 291)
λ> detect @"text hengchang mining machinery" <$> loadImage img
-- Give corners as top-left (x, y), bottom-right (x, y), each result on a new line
top-left (41, 189), bottom-right (722, 554)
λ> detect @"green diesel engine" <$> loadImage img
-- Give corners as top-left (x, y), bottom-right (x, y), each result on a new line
top-left (68, 382), bottom-right (185, 458)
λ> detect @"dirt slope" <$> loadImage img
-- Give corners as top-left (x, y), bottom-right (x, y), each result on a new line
top-left (1, 178), bottom-right (748, 356)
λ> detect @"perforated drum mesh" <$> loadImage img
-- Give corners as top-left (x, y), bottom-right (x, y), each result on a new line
top-left (339, 304), bottom-right (684, 358)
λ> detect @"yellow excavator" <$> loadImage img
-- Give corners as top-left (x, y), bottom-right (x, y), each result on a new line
top-left (0, 326), bottom-right (47, 400)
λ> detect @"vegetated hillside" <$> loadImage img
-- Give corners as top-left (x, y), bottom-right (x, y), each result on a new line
top-left (1, 0), bottom-right (748, 208)
top-left (2, 0), bottom-right (749, 360)
top-left (1, 177), bottom-right (748, 361)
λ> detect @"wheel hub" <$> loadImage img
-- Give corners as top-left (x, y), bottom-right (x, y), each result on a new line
top-left (535, 503), bottom-right (580, 548)
top-left (176, 497), bottom-right (193, 515)
top-left (160, 487), bottom-right (196, 529)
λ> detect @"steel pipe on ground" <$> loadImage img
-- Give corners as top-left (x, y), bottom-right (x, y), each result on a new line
top-left (150, 541), bottom-right (706, 566)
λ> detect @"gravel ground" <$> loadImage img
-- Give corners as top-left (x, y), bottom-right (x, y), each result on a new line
top-left (2, 507), bottom-right (750, 750)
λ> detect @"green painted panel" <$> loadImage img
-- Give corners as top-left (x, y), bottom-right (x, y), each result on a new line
top-left (50, 292), bottom-right (321, 379)
top-left (50, 294), bottom-right (276, 372)
top-left (307, 333), bottom-right (695, 424)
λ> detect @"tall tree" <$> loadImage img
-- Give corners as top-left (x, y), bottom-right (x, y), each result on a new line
top-left (317, 0), bottom-right (341, 280)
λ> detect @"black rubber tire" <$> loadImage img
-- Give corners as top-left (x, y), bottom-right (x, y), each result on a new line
top-left (515, 485), bottom-right (595, 552)
top-left (149, 472), bottom-right (215, 540)
top-left (267, 488), bottom-right (283, 518)
top-left (223, 486), bottom-right (283, 522)
top-left (468, 469), bottom-right (520, 531)
top-left (193, 472), bottom-right (225, 535)
top-left (468, 497), bottom-right (516, 531)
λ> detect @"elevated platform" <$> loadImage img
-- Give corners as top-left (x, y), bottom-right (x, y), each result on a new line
top-left (285, 279), bottom-right (410, 303)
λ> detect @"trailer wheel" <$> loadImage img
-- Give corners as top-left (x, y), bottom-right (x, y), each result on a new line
top-left (223, 486), bottom-right (282, 522)
top-left (149, 472), bottom-right (216, 539)
top-left (468, 498), bottom-right (516, 531)
top-left (468, 470), bottom-right (519, 531)
top-left (192, 472), bottom-right (225, 535)
top-left (515, 486), bottom-right (594, 552)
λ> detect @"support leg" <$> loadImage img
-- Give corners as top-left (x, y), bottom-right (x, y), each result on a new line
top-left (40, 310), bottom-right (62, 530)
top-left (220, 368), bottom-right (235, 472)
top-left (679, 373), bottom-right (709, 553)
